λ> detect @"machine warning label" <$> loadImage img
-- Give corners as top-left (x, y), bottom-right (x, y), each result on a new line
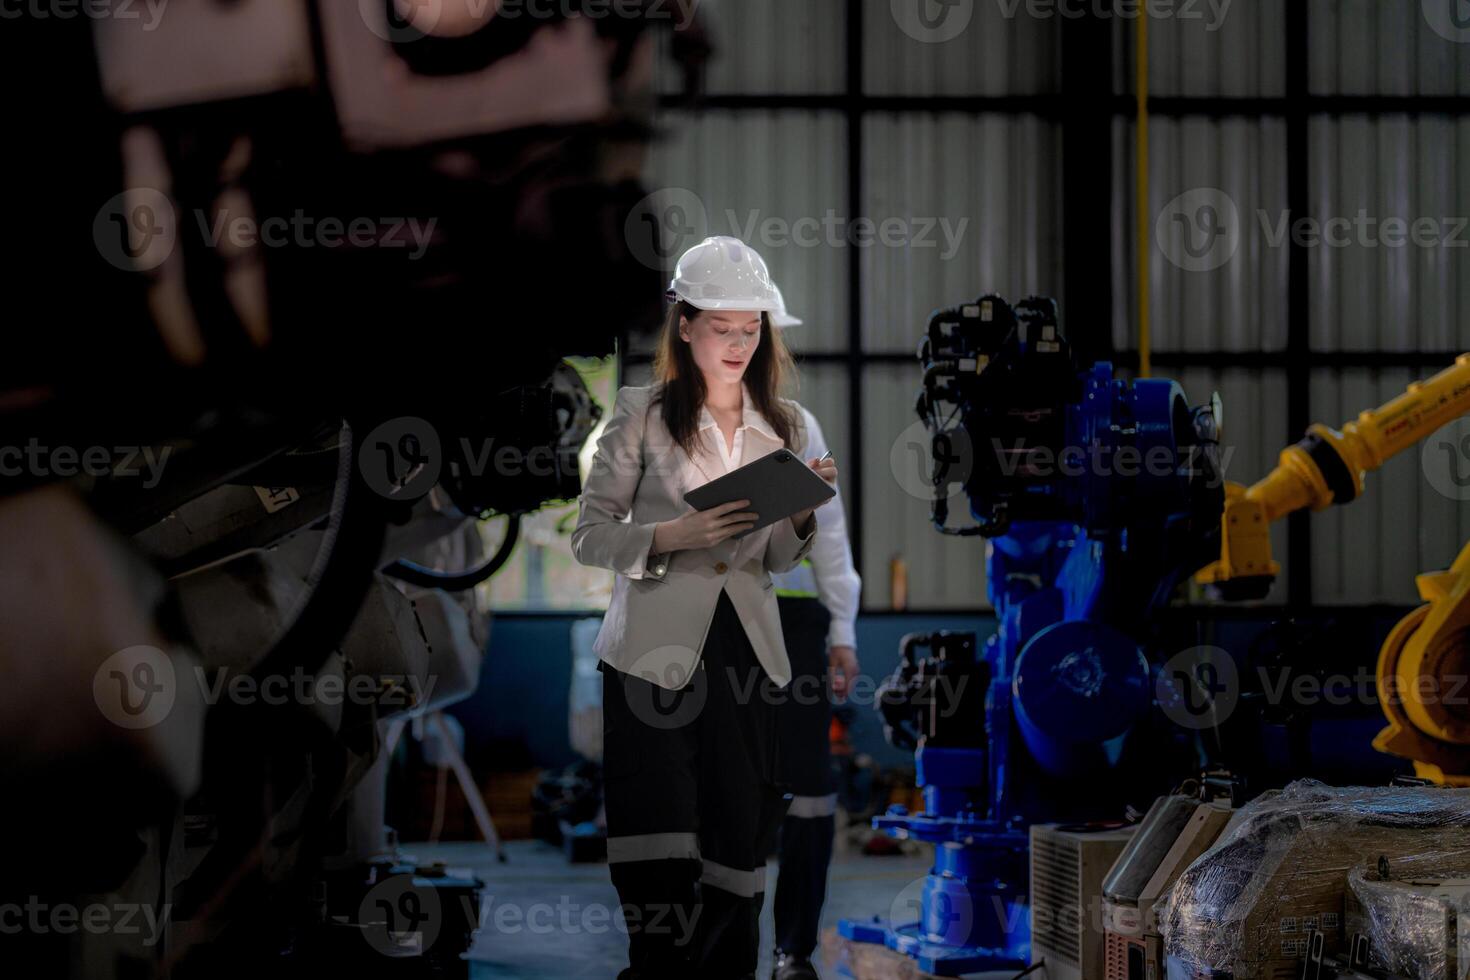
top-left (255, 486), bottom-right (301, 513)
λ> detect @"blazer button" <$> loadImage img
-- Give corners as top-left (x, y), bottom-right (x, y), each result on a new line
top-left (714, 562), bottom-right (728, 574)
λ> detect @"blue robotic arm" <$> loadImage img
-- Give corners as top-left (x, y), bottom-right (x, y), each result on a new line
top-left (843, 295), bottom-right (1223, 974)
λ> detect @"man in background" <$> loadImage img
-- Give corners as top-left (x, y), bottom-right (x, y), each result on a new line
top-left (768, 287), bottom-right (861, 980)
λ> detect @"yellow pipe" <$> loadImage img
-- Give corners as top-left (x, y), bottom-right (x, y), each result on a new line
top-left (1135, 10), bottom-right (1151, 380)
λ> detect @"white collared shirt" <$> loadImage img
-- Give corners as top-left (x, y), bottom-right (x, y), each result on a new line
top-left (689, 388), bottom-right (862, 651)
top-left (693, 382), bottom-right (780, 478)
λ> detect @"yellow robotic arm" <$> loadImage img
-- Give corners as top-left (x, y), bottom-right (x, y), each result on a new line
top-left (1195, 353), bottom-right (1470, 783)
top-left (1375, 544), bottom-right (1470, 784)
top-left (1196, 353), bottom-right (1470, 591)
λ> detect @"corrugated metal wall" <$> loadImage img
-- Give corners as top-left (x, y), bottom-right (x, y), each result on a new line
top-left (642, 0), bottom-right (1470, 610)
top-left (653, 0), bottom-right (845, 94)
top-left (1309, 0), bottom-right (1470, 95)
top-left (861, 115), bottom-right (1062, 351)
top-left (861, 0), bottom-right (1058, 95)
top-left (1113, 116), bottom-right (1291, 353)
top-left (1112, 0), bottom-right (1285, 96)
top-left (1108, 0), bottom-right (1470, 99)
top-left (1308, 116), bottom-right (1470, 352)
top-left (861, 363), bottom-right (986, 609)
top-left (1109, 109), bottom-right (1293, 607)
top-left (643, 110), bottom-right (850, 353)
top-left (1170, 366), bottom-right (1291, 604)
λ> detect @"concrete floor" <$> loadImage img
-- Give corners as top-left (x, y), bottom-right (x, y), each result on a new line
top-left (410, 837), bottom-right (1022, 979)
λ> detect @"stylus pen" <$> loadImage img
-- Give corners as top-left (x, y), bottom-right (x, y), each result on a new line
top-left (817, 450), bottom-right (833, 463)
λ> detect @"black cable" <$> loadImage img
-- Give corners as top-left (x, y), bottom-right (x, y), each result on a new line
top-left (1007, 961), bottom-right (1045, 980)
top-left (381, 514), bottom-right (522, 591)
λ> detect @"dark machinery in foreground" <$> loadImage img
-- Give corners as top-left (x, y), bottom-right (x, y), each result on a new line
top-left (1, 3), bottom-right (707, 978)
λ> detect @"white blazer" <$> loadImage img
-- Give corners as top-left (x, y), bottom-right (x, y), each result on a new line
top-left (571, 383), bottom-right (818, 690)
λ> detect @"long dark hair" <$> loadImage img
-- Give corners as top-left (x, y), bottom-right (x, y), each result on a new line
top-left (651, 300), bottom-right (801, 458)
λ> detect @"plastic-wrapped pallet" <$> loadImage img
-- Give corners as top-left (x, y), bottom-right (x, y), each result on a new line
top-left (1346, 858), bottom-right (1470, 980)
top-left (1159, 780), bottom-right (1470, 980)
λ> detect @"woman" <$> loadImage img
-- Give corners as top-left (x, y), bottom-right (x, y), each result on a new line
top-left (571, 236), bottom-right (838, 980)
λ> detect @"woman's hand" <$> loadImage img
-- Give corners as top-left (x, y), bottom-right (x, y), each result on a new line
top-left (790, 456), bottom-right (838, 531)
top-left (653, 499), bottom-right (759, 553)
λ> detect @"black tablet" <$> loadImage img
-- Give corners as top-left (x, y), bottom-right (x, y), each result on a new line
top-left (682, 448), bottom-right (836, 539)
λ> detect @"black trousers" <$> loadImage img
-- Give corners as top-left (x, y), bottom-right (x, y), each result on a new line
top-left (772, 595), bottom-right (836, 960)
top-left (601, 589), bottom-right (791, 979)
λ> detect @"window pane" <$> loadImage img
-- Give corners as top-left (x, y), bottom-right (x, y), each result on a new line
top-left (1308, 115), bottom-right (1470, 352)
top-left (791, 360), bottom-right (850, 470)
top-left (1309, 0), bottom-right (1470, 97)
top-left (862, 113), bottom-right (1062, 352)
top-left (1169, 365), bottom-right (1290, 605)
top-left (860, 362), bottom-right (989, 610)
top-left (653, 0), bottom-right (845, 96)
top-left (483, 356), bottom-right (619, 611)
top-left (1116, 116), bottom-right (1290, 353)
top-left (1112, 0), bottom-right (1285, 97)
top-left (621, 358), bottom-right (655, 389)
top-left (864, 0), bottom-right (1059, 96)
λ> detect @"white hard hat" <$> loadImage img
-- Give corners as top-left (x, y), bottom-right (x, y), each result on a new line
top-left (666, 236), bottom-right (780, 312)
top-left (770, 285), bottom-right (803, 328)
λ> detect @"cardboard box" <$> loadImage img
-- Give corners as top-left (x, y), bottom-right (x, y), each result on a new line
top-left (1162, 784), bottom-right (1470, 980)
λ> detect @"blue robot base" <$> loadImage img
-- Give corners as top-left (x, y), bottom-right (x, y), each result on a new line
top-left (837, 748), bottom-right (1031, 976)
